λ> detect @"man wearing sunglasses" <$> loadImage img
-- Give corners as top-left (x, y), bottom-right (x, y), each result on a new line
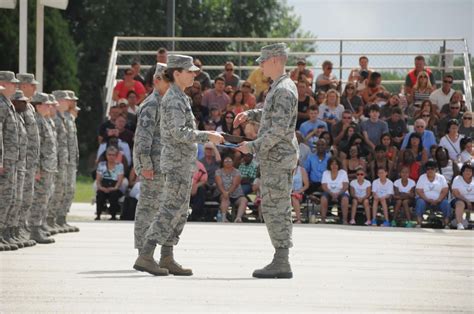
top-left (437, 100), bottom-right (463, 138)
top-left (218, 61), bottom-right (241, 90)
top-left (429, 74), bottom-right (455, 111)
top-left (315, 60), bottom-right (339, 93)
top-left (405, 55), bottom-right (436, 96)
top-left (401, 119), bottom-right (437, 157)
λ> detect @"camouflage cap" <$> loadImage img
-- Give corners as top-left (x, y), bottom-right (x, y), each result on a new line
top-left (30, 92), bottom-right (49, 103)
top-left (52, 90), bottom-right (73, 101)
top-left (16, 73), bottom-right (39, 85)
top-left (47, 94), bottom-right (58, 105)
top-left (255, 43), bottom-right (289, 63)
top-left (0, 71), bottom-right (20, 83)
top-left (11, 89), bottom-right (29, 102)
top-left (167, 54), bottom-right (200, 71)
top-left (154, 62), bottom-right (167, 78)
top-left (64, 90), bottom-right (79, 100)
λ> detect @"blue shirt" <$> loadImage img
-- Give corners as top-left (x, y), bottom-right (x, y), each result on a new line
top-left (299, 119), bottom-right (328, 137)
top-left (401, 130), bottom-right (437, 157)
top-left (304, 152), bottom-right (330, 183)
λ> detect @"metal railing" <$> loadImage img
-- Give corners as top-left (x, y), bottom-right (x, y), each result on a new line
top-left (104, 37), bottom-right (472, 114)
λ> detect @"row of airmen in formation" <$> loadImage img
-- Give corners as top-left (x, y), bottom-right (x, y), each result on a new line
top-left (0, 71), bottom-right (80, 252)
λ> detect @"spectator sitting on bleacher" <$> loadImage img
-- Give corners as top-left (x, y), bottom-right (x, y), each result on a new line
top-left (459, 137), bottom-right (474, 163)
top-left (437, 96), bottom-right (463, 138)
top-left (296, 80), bottom-right (316, 129)
top-left (405, 55), bottom-right (436, 97)
top-left (414, 100), bottom-right (439, 134)
top-left (299, 105), bottom-right (327, 138)
top-left (403, 133), bottom-right (429, 167)
top-left (215, 155), bottom-right (248, 223)
top-left (343, 144), bottom-right (367, 181)
top-left (371, 167), bottom-right (394, 227)
top-left (143, 47), bottom-right (167, 93)
top-left (321, 157), bottom-right (350, 224)
top-left (398, 149), bottom-right (421, 182)
top-left (216, 111), bottom-right (243, 136)
top-left (200, 142), bottom-right (221, 201)
top-left (296, 131), bottom-right (311, 167)
top-left (439, 90), bottom-right (464, 119)
top-left (304, 138), bottom-right (330, 198)
top-left (291, 165), bottom-right (309, 223)
top-left (193, 58), bottom-right (212, 91)
top-left (408, 71), bottom-right (434, 107)
top-left (318, 89), bottom-right (345, 130)
top-left (434, 146), bottom-right (459, 184)
top-left (112, 68), bottom-right (146, 103)
top-left (95, 146), bottom-right (124, 221)
top-left (202, 77), bottom-right (230, 115)
top-left (337, 125), bottom-right (358, 158)
top-left (348, 55), bottom-right (372, 83)
top-left (459, 111), bottom-right (474, 139)
top-left (401, 119), bottom-right (437, 156)
top-left (361, 104), bottom-right (389, 150)
top-left (439, 119), bottom-right (464, 162)
top-left (189, 160), bottom-right (208, 222)
top-left (290, 57), bottom-right (314, 86)
top-left (238, 153), bottom-right (258, 196)
top-left (126, 91), bottom-right (139, 126)
top-left (387, 107), bottom-right (408, 149)
top-left (247, 67), bottom-right (270, 97)
top-left (131, 61), bottom-right (145, 85)
top-left (208, 108), bottom-right (223, 128)
top-left (241, 81), bottom-right (256, 109)
top-left (380, 133), bottom-right (399, 164)
top-left (114, 114), bottom-right (134, 151)
top-left (315, 60), bottom-right (340, 93)
top-left (393, 166), bottom-right (416, 228)
top-left (315, 90), bottom-right (326, 106)
top-left (218, 61), bottom-right (241, 90)
top-left (361, 72), bottom-right (390, 106)
top-left (429, 74), bottom-right (455, 111)
top-left (341, 82), bottom-right (364, 121)
top-left (349, 166), bottom-right (371, 225)
top-left (227, 90), bottom-right (249, 115)
top-left (332, 110), bottom-right (358, 147)
top-left (415, 160), bottom-right (451, 228)
top-left (304, 125), bottom-right (325, 152)
top-left (369, 145), bottom-right (394, 181)
top-left (98, 105), bottom-right (120, 143)
top-left (97, 135), bottom-right (131, 168)
top-left (451, 161), bottom-right (474, 230)
top-left (380, 94), bottom-right (401, 121)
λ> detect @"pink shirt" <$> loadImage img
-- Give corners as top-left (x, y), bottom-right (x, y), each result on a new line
top-left (114, 80), bottom-right (146, 99)
top-left (193, 161), bottom-right (208, 185)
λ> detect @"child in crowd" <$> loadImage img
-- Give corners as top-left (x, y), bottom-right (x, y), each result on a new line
top-left (393, 166), bottom-right (416, 227)
top-left (371, 167), bottom-right (394, 226)
top-left (349, 166), bottom-right (372, 225)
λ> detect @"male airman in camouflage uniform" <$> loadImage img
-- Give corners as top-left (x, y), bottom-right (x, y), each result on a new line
top-left (134, 55), bottom-right (224, 276)
top-left (28, 92), bottom-right (57, 244)
top-left (235, 43), bottom-right (299, 278)
top-left (6, 90), bottom-right (36, 248)
top-left (133, 63), bottom-right (168, 253)
top-left (59, 90), bottom-right (80, 232)
top-left (0, 72), bottom-right (20, 251)
top-left (16, 73), bottom-right (41, 243)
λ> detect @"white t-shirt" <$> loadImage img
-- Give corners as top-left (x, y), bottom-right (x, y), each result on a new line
top-left (439, 134), bottom-right (464, 161)
top-left (416, 173), bottom-right (448, 201)
top-left (429, 88), bottom-right (454, 110)
top-left (452, 175), bottom-right (474, 202)
top-left (372, 178), bottom-right (394, 198)
top-left (394, 178), bottom-right (416, 194)
top-left (350, 179), bottom-right (371, 198)
top-left (322, 170), bottom-right (349, 194)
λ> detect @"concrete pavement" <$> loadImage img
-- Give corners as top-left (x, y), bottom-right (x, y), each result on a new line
top-left (0, 204), bottom-right (473, 313)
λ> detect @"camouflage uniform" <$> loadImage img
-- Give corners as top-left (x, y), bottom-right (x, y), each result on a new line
top-left (6, 112), bottom-right (27, 227)
top-left (145, 83), bottom-right (208, 246)
top-left (18, 103), bottom-right (40, 225)
top-left (246, 76), bottom-right (299, 249)
top-left (48, 111), bottom-right (68, 221)
top-left (133, 90), bottom-right (164, 250)
top-left (62, 111), bottom-right (79, 217)
top-left (0, 93), bottom-right (19, 230)
top-left (28, 109), bottom-right (58, 227)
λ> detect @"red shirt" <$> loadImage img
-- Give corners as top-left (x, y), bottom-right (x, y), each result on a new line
top-left (114, 80), bottom-right (146, 99)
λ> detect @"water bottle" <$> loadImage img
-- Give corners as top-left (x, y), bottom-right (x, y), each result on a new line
top-left (216, 211), bottom-right (222, 222)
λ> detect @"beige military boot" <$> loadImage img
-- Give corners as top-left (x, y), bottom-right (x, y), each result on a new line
top-left (133, 242), bottom-right (168, 276)
top-left (30, 226), bottom-right (55, 244)
top-left (158, 245), bottom-right (193, 276)
top-left (252, 248), bottom-right (293, 279)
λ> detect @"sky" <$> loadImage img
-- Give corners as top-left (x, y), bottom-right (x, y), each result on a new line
top-left (286, 0), bottom-right (473, 53)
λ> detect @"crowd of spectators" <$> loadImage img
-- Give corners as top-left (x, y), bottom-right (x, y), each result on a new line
top-left (96, 48), bottom-right (471, 229)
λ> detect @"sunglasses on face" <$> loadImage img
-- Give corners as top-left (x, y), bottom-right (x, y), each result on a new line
top-left (356, 173), bottom-right (365, 176)
top-left (419, 76), bottom-right (428, 78)
top-left (443, 80), bottom-right (453, 84)
top-left (463, 117), bottom-right (472, 120)
top-left (326, 67), bottom-right (333, 70)
top-left (422, 114), bottom-right (430, 118)
top-left (415, 125), bottom-right (424, 129)
top-left (347, 86), bottom-right (355, 90)
top-left (225, 68), bottom-right (233, 71)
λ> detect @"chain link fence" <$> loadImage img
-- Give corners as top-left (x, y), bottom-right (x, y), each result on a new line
top-left (105, 37), bottom-right (472, 112)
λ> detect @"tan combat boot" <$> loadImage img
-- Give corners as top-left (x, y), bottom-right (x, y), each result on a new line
top-left (252, 248), bottom-right (293, 279)
top-left (158, 246), bottom-right (193, 276)
top-left (133, 241), bottom-right (169, 276)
